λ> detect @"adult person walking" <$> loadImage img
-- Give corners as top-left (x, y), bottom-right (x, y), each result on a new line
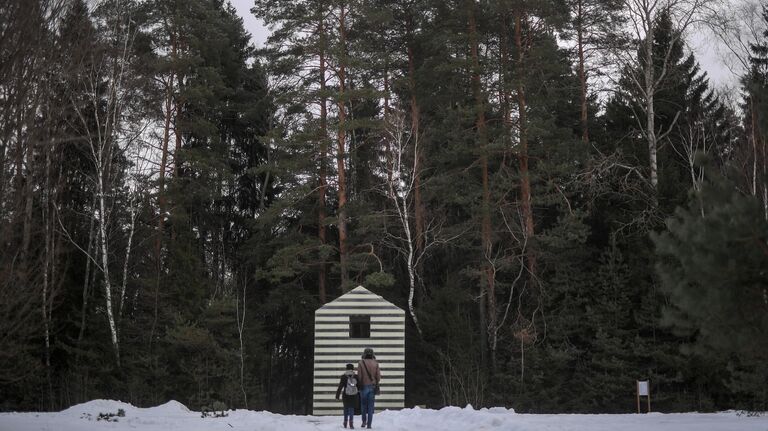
top-left (357, 347), bottom-right (381, 429)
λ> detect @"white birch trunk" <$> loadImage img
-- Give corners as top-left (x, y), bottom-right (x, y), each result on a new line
top-left (645, 7), bottom-right (658, 191)
top-left (753, 111), bottom-right (758, 197)
top-left (400, 193), bottom-right (421, 336)
top-left (42, 138), bottom-right (52, 372)
top-left (97, 167), bottom-right (119, 366)
top-left (236, 281), bottom-right (248, 408)
top-left (763, 179), bottom-right (767, 221)
top-left (611, 0), bottom-right (710, 192)
top-left (384, 111), bottom-right (424, 337)
top-left (61, 1), bottom-right (139, 369)
top-left (43, 205), bottom-right (51, 372)
top-left (119, 196), bottom-right (137, 319)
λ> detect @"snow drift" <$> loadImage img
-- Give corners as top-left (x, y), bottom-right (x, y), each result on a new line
top-left (1, 399), bottom-right (765, 431)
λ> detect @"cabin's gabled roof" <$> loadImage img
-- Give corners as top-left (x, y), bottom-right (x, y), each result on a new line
top-left (316, 285), bottom-right (404, 314)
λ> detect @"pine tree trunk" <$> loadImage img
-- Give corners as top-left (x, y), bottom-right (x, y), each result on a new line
top-left (468, 0), bottom-right (495, 369)
top-left (494, 9), bottom-right (519, 363)
top-left (318, 10), bottom-right (328, 304)
top-left (514, 10), bottom-right (536, 276)
top-left (500, 13), bottom-right (513, 156)
top-left (337, 2), bottom-right (350, 290)
top-left (384, 63), bottom-right (393, 184)
top-left (407, 24), bottom-right (425, 254)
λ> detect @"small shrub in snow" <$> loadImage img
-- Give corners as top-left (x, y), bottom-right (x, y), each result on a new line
top-left (96, 410), bottom-right (123, 422)
top-left (201, 401), bottom-right (228, 418)
top-left (736, 410), bottom-right (765, 417)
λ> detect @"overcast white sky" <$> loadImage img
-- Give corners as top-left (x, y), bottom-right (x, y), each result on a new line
top-left (231, 0), bottom-right (270, 47)
top-left (230, 0), bottom-right (739, 89)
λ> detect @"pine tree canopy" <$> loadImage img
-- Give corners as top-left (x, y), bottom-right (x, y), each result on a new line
top-left (0, 0), bottom-right (766, 414)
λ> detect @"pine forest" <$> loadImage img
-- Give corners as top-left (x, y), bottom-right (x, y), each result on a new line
top-left (1, 0), bottom-right (768, 414)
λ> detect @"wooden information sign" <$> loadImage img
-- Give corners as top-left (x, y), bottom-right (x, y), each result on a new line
top-left (636, 380), bottom-right (651, 413)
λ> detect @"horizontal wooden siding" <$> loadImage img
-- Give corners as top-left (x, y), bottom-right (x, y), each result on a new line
top-left (312, 286), bottom-right (405, 416)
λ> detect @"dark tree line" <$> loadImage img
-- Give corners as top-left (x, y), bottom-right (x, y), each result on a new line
top-left (1, 0), bottom-right (766, 414)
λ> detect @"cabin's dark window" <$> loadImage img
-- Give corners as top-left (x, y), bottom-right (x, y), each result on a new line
top-left (349, 315), bottom-right (371, 338)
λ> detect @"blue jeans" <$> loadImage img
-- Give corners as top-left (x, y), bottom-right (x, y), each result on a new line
top-left (343, 406), bottom-right (355, 423)
top-left (360, 385), bottom-right (376, 426)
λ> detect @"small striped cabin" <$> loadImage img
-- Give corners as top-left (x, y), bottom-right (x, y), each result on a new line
top-left (312, 286), bottom-right (405, 416)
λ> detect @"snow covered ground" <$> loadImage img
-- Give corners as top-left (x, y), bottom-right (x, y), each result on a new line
top-left (1, 399), bottom-right (765, 431)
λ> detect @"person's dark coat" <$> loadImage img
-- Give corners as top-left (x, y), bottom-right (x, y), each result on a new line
top-left (335, 370), bottom-right (360, 409)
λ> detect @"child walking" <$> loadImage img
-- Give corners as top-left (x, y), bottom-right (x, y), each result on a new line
top-left (335, 363), bottom-right (359, 429)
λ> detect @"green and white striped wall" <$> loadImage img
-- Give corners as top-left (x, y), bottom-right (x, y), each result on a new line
top-left (312, 285), bottom-right (405, 416)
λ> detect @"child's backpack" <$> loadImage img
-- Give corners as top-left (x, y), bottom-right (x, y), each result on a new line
top-left (344, 374), bottom-right (359, 396)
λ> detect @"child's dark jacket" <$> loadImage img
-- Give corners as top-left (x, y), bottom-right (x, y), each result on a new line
top-left (335, 371), bottom-right (359, 409)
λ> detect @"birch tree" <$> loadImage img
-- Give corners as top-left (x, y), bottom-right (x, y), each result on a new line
top-left (66, 0), bottom-right (141, 366)
top-left (608, 0), bottom-right (715, 190)
top-left (381, 110), bottom-right (424, 336)
top-left (380, 110), bottom-right (457, 337)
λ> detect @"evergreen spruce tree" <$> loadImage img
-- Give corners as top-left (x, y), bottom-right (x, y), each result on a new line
top-left (654, 170), bottom-right (768, 410)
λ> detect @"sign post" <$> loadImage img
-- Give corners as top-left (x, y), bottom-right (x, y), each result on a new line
top-left (636, 380), bottom-right (651, 413)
